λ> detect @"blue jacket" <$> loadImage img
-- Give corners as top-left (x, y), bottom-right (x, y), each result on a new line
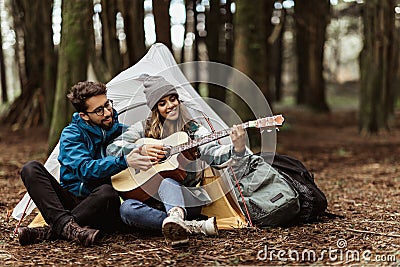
top-left (58, 110), bottom-right (128, 197)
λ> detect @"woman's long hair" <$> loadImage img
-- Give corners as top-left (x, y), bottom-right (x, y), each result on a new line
top-left (144, 97), bottom-right (196, 139)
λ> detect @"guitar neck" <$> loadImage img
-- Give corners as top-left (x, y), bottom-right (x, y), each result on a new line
top-left (169, 120), bottom-right (260, 155)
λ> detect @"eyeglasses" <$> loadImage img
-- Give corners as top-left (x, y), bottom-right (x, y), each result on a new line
top-left (86, 99), bottom-right (113, 116)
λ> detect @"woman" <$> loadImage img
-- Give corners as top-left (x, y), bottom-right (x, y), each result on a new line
top-left (107, 75), bottom-right (250, 246)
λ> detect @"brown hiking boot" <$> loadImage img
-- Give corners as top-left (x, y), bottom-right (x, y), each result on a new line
top-left (18, 226), bottom-right (53, 246)
top-left (61, 219), bottom-right (99, 247)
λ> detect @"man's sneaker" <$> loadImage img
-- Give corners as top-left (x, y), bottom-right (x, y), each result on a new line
top-left (185, 217), bottom-right (218, 236)
top-left (60, 219), bottom-right (99, 247)
top-left (162, 207), bottom-right (189, 246)
top-left (18, 226), bottom-right (53, 246)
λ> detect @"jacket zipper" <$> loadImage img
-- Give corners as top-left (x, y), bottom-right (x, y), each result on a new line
top-left (78, 182), bottom-right (84, 196)
top-left (101, 129), bottom-right (106, 158)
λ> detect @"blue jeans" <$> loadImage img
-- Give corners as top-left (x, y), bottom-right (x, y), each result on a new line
top-left (120, 178), bottom-right (202, 231)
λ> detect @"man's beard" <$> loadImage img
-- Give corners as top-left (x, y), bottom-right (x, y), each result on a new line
top-left (101, 119), bottom-right (114, 130)
top-left (91, 115), bottom-right (114, 130)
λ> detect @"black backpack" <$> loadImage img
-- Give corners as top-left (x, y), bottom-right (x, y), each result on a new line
top-left (261, 153), bottom-right (328, 224)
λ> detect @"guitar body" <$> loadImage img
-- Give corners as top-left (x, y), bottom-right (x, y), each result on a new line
top-left (111, 132), bottom-right (190, 201)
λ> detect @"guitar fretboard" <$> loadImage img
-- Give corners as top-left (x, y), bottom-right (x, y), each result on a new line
top-left (168, 118), bottom-right (278, 155)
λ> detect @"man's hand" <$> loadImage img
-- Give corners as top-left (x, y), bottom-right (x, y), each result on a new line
top-left (125, 147), bottom-right (156, 171)
top-left (230, 125), bottom-right (246, 154)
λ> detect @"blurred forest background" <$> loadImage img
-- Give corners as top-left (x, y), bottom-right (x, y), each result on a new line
top-left (0, 0), bottom-right (399, 153)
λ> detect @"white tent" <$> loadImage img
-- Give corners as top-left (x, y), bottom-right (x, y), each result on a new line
top-left (12, 43), bottom-right (247, 229)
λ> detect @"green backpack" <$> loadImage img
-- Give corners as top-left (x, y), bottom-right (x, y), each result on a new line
top-left (230, 153), bottom-right (328, 227)
top-left (229, 154), bottom-right (301, 227)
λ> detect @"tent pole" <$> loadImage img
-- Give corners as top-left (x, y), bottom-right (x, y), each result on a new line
top-left (11, 197), bottom-right (32, 238)
top-left (201, 111), bottom-right (253, 227)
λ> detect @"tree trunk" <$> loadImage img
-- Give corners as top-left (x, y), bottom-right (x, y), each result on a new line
top-left (205, 0), bottom-right (226, 104)
top-left (264, 0), bottom-right (274, 102)
top-left (204, 0), bottom-right (233, 105)
top-left (223, 0), bottom-right (234, 66)
top-left (2, 0), bottom-right (56, 128)
top-left (193, 0), bottom-right (199, 92)
top-left (205, 0), bottom-right (219, 63)
top-left (152, 0), bottom-right (172, 51)
top-left (0, 9), bottom-right (7, 103)
top-left (269, 9), bottom-right (286, 102)
top-left (295, 0), bottom-right (330, 112)
top-left (233, 0), bottom-right (271, 102)
top-left (88, 15), bottom-right (112, 83)
top-left (41, 0), bottom-right (57, 126)
top-left (232, 0), bottom-right (272, 149)
top-left (180, 0), bottom-right (191, 63)
top-left (295, 3), bottom-right (308, 105)
top-left (386, 1), bottom-right (398, 116)
top-left (48, 0), bottom-right (91, 152)
top-left (10, 0), bottom-right (26, 94)
top-left (120, 0), bottom-right (146, 66)
top-left (359, 0), bottom-right (395, 134)
top-left (101, 0), bottom-right (122, 77)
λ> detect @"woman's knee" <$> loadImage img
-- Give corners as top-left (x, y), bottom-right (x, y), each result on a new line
top-left (119, 199), bottom-right (165, 230)
top-left (120, 199), bottom-right (143, 215)
top-left (160, 178), bottom-right (180, 187)
top-left (119, 199), bottom-right (145, 224)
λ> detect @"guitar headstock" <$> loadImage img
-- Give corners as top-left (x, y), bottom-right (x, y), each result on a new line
top-left (251, 114), bottom-right (285, 128)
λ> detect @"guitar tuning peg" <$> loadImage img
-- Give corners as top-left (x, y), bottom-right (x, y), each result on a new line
top-left (259, 128), bottom-right (265, 134)
top-left (266, 129), bottom-right (273, 133)
top-left (276, 127), bottom-right (280, 132)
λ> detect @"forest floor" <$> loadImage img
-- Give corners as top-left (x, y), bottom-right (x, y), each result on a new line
top-left (1, 107), bottom-right (400, 266)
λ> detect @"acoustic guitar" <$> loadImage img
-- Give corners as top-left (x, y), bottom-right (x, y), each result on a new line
top-left (111, 114), bottom-right (285, 201)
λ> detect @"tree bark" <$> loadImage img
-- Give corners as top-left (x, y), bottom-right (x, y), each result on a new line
top-left (120, 0), bottom-right (146, 66)
top-left (0, 9), bottom-right (7, 103)
top-left (2, 0), bottom-right (56, 128)
top-left (48, 0), bottom-right (91, 152)
top-left (10, 0), bottom-right (26, 94)
top-left (193, 0), bottom-right (199, 92)
top-left (152, 0), bottom-right (172, 51)
top-left (101, 0), bottom-right (122, 77)
top-left (88, 13), bottom-right (112, 83)
top-left (205, 0), bottom-right (226, 104)
top-left (233, 0), bottom-right (271, 102)
top-left (232, 0), bottom-right (273, 149)
top-left (41, 0), bottom-right (57, 126)
top-left (386, 1), bottom-right (398, 116)
top-left (359, 0), bottom-right (396, 134)
top-left (295, 0), bottom-right (330, 112)
top-left (224, 0), bottom-right (234, 66)
top-left (269, 9), bottom-right (286, 102)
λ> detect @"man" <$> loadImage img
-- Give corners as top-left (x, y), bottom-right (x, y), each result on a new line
top-left (18, 81), bottom-right (154, 246)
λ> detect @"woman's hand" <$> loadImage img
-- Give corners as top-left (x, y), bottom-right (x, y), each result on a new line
top-left (230, 125), bottom-right (246, 154)
top-left (125, 147), bottom-right (155, 170)
top-left (139, 144), bottom-right (166, 161)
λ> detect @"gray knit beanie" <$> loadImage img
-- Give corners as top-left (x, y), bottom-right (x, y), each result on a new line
top-left (142, 74), bottom-right (178, 109)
